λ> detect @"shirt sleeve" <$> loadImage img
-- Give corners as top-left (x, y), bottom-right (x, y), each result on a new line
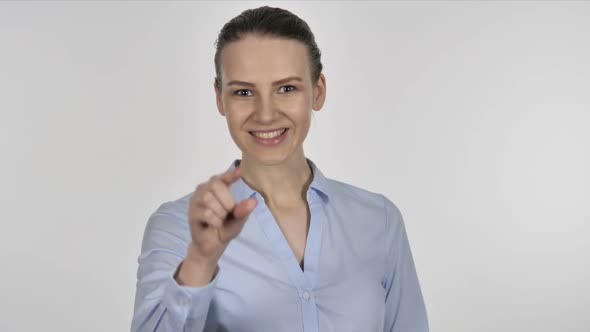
top-left (381, 195), bottom-right (430, 332)
top-left (131, 201), bottom-right (220, 332)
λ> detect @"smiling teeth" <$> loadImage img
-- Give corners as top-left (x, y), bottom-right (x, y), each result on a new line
top-left (252, 129), bottom-right (286, 139)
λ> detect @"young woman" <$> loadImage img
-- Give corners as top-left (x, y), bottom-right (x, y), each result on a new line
top-left (132, 6), bottom-right (428, 332)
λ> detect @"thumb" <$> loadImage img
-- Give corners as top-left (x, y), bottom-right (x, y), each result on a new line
top-left (220, 198), bottom-right (258, 242)
top-left (231, 198), bottom-right (257, 220)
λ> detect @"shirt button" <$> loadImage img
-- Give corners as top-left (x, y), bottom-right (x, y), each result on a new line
top-left (302, 291), bottom-right (311, 301)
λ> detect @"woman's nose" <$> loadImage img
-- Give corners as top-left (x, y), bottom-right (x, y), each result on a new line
top-left (253, 95), bottom-right (279, 123)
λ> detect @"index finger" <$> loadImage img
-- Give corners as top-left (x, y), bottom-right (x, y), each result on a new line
top-left (219, 166), bottom-right (242, 185)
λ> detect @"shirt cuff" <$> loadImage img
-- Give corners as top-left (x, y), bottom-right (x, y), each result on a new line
top-left (162, 262), bottom-right (220, 322)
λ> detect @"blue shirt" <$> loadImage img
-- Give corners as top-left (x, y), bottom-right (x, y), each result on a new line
top-left (132, 158), bottom-right (429, 332)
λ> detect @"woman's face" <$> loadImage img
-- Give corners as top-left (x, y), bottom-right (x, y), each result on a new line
top-left (215, 34), bottom-right (326, 166)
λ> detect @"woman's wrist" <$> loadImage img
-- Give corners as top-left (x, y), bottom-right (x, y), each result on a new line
top-left (174, 243), bottom-right (220, 287)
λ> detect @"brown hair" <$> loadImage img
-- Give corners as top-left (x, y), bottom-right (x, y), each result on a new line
top-left (214, 6), bottom-right (323, 89)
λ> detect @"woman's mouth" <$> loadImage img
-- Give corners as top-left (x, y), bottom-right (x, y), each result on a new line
top-left (249, 128), bottom-right (289, 145)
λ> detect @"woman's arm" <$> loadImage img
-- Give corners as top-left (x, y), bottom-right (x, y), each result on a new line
top-left (131, 202), bottom-right (218, 332)
top-left (382, 196), bottom-right (430, 332)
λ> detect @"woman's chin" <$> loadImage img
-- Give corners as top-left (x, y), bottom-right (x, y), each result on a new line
top-left (241, 149), bottom-right (301, 166)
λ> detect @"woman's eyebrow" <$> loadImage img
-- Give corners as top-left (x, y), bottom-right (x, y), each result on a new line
top-left (227, 80), bottom-right (255, 87)
top-left (226, 76), bottom-right (303, 88)
top-left (272, 76), bottom-right (303, 86)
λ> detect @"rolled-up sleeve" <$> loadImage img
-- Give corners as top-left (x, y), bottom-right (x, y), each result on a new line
top-left (381, 196), bottom-right (429, 332)
top-left (131, 202), bottom-right (219, 332)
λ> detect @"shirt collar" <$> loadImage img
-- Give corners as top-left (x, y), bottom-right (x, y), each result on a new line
top-left (227, 158), bottom-right (331, 203)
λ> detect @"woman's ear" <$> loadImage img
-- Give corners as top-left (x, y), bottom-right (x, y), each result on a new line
top-left (214, 80), bottom-right (225, 116)
top-left (312, 73), bottom-right (327, 111)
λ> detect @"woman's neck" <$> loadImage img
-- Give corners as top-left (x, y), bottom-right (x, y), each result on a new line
top-left (239, 152), bottom-right (313, 208)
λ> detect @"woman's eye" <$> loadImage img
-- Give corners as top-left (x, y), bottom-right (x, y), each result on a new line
top-left (279, 85), bottom-right (296, 93)
top-left (234, 90), bottom-right (252, 97)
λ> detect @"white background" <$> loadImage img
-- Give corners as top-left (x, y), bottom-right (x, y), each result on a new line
top-left (1, 1), bottom-right (588, 331)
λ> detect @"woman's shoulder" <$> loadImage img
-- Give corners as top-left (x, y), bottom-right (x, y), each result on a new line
top-left (326, 178), bottom-right (382, 201)
top-left (151, 192), bottom-right (192, 218)
top-left (324, 177), bottom-right (402, 221)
